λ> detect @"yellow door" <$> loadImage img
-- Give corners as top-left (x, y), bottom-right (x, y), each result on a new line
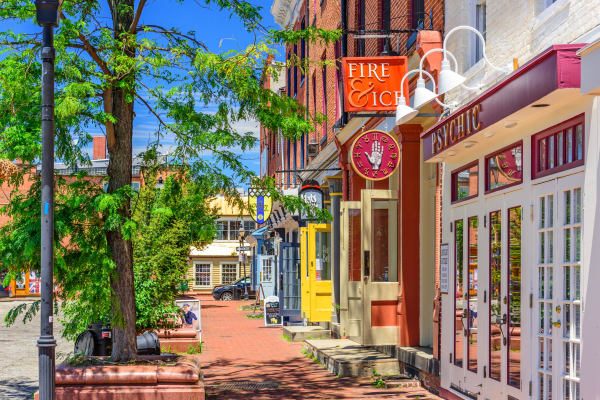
top-left (301, 223), bottom-right (332, 322)
top-left (309, 223), bottom-right (332, 322)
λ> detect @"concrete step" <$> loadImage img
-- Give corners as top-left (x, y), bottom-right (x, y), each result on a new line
top-left (283, 326), bottom-right (330, 342)
top-left (303, 339), bottom-right (400, 378)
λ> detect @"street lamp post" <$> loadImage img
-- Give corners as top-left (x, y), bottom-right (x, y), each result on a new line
top-left (35, 1), bottom-right (59, 399)
top-left (239, 225), bottom-right (248, 300)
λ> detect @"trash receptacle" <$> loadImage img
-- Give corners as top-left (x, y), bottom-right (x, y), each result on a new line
top-left (137, 331), bottom-right (161, 355)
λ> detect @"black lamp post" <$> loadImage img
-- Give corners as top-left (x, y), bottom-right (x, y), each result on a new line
top-left (238, 225), bottom-right (248, 300)
top-left (35, 1), bottom-right (59, 399)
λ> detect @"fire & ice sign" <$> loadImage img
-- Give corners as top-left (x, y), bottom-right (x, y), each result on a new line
top-left (341, 56), bottom-right (409, 112)
top-left (350, 130), bottom-right (400, 181)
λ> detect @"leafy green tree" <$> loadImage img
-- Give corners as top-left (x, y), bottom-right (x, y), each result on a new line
top-left (0, 0), bottom-right (337, 360)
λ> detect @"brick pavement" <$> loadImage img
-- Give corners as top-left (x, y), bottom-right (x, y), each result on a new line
top-left (195, 295), bottom-right (441, 399)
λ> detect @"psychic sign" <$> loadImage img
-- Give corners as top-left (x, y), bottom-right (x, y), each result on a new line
top-left (350, 130), bottom-right (400, 181)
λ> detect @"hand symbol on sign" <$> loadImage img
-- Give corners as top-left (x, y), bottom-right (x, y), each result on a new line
top-left (365, 140), bottom-right (383, 170)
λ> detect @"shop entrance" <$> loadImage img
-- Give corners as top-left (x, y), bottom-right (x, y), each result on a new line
top-left (449, 189), bottom-right (523, 398)
top-left (533, 173), bottom-right (583, 400)
top-left (279, 241), bottom-right (301, 321)
top-left (300, 223), bottom-right (332, 322)
top-left (340, 189), bottom-right (398, 346)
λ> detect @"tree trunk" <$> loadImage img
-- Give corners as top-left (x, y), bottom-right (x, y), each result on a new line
top-left (106, 0), bottom-right (137, 362)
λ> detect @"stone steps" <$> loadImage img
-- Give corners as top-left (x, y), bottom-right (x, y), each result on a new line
top-left (303, 339), bottom-right (400, 378)
top-left (283, 325), bottom-right (330, 342)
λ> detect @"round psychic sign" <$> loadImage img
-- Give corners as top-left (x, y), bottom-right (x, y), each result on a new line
top-left (350, 130), bottom-right (400, 181)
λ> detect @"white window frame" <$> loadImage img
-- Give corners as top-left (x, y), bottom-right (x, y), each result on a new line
top-left (194, 262), bottom-right (212, 287)
top-left (220, 262), bottom-right (238, 285)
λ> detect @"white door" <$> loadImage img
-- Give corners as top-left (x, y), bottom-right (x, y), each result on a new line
top-left (533, 172), bottom-right (583, 400)
top-left (482, 190), bottom-right (524, 398)
top-left (449, 201), bottom-right (483, 396)
top-left (260, 256), bottom-right (275, 300)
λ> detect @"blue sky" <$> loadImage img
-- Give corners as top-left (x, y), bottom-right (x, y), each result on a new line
top-left (5, 1), bottom-right (282, 177)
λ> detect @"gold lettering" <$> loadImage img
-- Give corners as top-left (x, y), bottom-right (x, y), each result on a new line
top-left (387, 161), bottom-right (394, 168)
top-left (390, 153), bottom-right (397, 160)
top-left (388, 144), bottom-right (395, 150)
top-left (354, 152), bottom-right (361, 158)
top-left (363, 168), bottom-right (370, 175)
top-left (381, 135), bottom-right (388, 143)
top-left (382, 168), bottom-right (389, 175)
top-left (363, 136), bottom-right (370, 143)
top-left (466, 109), bottom-right (472, 135)
top-left (457, 113), bottom-right (465, 139)
top-left (357, 161), bottom-right (363, 168)
top-left (472, 104), bottom-right (482, 131)
top-left (449, 119), bottom-right (457, 144)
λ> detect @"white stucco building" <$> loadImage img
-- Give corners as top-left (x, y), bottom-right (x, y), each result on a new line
top-left (430, 1), bottom-right (600, 399)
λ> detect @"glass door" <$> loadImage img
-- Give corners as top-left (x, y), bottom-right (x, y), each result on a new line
top-left (340, 201), bottom-right (362, 342)
top-left (361, 189), bottom-right (398, 346)
top-left (483, 192), bottom-right (523, 398)
top-left (450, 205), bottom-right (482, 397)
top-left (534, 173), bottom-right (583, 400)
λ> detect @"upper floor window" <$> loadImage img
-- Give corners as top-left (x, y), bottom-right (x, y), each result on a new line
top-left (485, 142), bottom-right (523, 193)
top-left (474, 0), bottom-right (486, 65)
top-left (216, 219), bottom-right (256, 241)
top-left (532, 114), bottom-right (584, 179)
top-left (452, 162), bottom-right (479, 202)
top-left (300, 18), bottom-right (306, 84)
top-left (356, 0), bottom-right (365, 56)
top-left (293, 44), bottom-right (298, 97)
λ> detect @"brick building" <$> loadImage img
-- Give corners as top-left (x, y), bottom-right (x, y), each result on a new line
top-left (265, 0), bottom-right (447, 392)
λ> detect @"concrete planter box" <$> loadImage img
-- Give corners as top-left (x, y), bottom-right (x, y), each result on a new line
top-left (35, 355), bottom-right (204, 400)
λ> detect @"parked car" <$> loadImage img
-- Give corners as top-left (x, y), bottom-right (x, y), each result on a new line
top-left (212, 277), bottom-right (252, 300)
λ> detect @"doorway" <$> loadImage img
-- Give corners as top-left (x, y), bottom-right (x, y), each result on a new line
top-left (340, 189), bottom-right (398, 346)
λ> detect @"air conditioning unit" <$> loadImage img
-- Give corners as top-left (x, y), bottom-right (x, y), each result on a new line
top-left (307, 142), bottom-right (319, 157)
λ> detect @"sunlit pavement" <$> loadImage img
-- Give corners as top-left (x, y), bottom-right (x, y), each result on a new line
top-left (193, 295), bottom-right (441, 399)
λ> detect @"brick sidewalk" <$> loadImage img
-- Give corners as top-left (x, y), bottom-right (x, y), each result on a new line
top-left (194, 295), bottom-right (441, 399)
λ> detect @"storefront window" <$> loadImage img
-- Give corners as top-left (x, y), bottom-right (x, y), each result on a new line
top-left (486, 142), bottom-right (523, 192)
top-left (371, 199), bottom-right (398, 282)
top-left (452, 163), bottom-right (478, 202)
top-left (315, 231), bottom-right (331, 281)
top-left (533, 115), bottom-right (584, 179)
top-left (195, 263), bottom-right (211, 286)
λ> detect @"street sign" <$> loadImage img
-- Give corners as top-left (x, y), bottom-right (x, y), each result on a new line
top-left (236, 246), bottom-right (251, 251)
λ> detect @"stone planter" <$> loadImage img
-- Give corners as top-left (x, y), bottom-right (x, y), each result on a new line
top-left (157, 328), bottom-right (201, 353)
top-left (35, 355), bottom-right (204, 400)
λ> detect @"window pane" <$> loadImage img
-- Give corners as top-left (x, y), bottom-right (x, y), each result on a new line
top-left (564, 303), bottom-right (571, 338)
top-left (508, 207), bottom-right (522, 388)
top-left (548, 231), bottom-right (554, 263)
top-left (564, 266), bottom-right (571, 300)
top-left (565, 343), bottom-right (571, 375)
top-left (565, 228), bottom-right (571, 262)
top-left (565, 190), bottom-right (572, 225)
top-left (455, 219), bottom-right (464, 368)
top-left (575, 124), bottom-right (583, 160)
top-left (195, 263), bottom-right (211, 286)
top-left (574, 304), bottom-right (581, 339)
top-left (548, 195), bottom-right (554, 228)
top-left (540, 231), bottom-right (545, 264)
top-left (316, 230), bottom-right (332, 281)
top-left (487, 144), bottom-right (523, 191)
top-left (540, 196), bottom-right (546, 229)
top-left (453, 164), bottom-right (478, 201)
top-left (557, 131), bottom-right (564, 166)
top-left (539, 138), bottom-right (547, 171)
top-left (567, 128), bottom-right (573, 163)
top-left (574, 188), bottom-right (582, 223)
top-left (216, 221), bottom-right (228, 240)
top-left (467, 217), bottom-right (478, 373)
top-left (489, 211), bottom-right (502, 381)
top-left (221, 263), bottom-right (237, 284)
top-left (548, 135), bottom-right (555, 169)
top-left (575, 266), bottom-right (581, 300)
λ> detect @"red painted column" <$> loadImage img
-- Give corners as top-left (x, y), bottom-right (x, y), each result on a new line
top-left (395, 124), bottom-right (422, 347)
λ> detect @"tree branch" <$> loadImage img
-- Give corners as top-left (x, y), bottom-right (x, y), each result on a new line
top-left (129, 0), bottom-right (147, 34)
top-left (59, 12), bottom-right (112, 77)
